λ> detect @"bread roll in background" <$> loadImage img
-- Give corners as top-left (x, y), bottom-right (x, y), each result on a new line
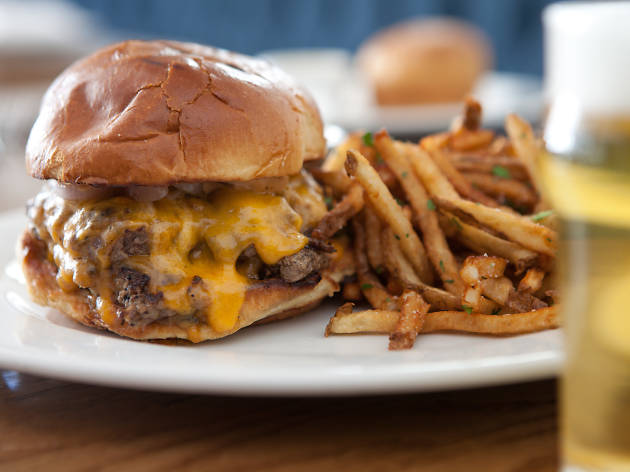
top-left (357, 18), bottom-right (493, 106)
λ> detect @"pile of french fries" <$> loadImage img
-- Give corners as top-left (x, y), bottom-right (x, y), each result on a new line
top-left (312, 98), bottom-right (559, 350)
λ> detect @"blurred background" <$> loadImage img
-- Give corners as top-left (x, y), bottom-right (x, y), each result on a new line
top-left (0, 0), bottom-right (555, 209)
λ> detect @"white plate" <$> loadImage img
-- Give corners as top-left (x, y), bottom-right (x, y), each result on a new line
top-left (0, 209), bottom-right (562, 396)
top-left (260, 48), bottom-right (543, 134)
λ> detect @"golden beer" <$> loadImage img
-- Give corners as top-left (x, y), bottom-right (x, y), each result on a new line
top-left (541, 130), bottom-right (630, 470)
top-left (544, 4), bottom-right (630, 469)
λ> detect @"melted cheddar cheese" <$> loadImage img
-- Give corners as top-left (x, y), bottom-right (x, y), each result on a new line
top-left (29, 185), bottom-right (316, 335)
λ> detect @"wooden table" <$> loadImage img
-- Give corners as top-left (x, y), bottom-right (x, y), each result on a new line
top-left (0, 372), bottom-right (558, 471)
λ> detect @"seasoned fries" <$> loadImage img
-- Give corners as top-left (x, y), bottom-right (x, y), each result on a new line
top-left (375, 132), bottom-right (463, 294)
top-left (314, 99), bottom-right (559, 350)
top-left (345, 149), bottom-right (434, 283)
top-left (389, 290), bottom-right (429, 350)
top-left (326, 306), bottom-right (559, 336)
top-left (435, 197), bottom-right (557, 256)
top-left (312, 182), bottom-right (364, 240)
top-left (352, 217), bottom-right (399, 311)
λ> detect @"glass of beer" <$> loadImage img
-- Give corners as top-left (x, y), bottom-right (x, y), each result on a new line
top-left (542, 3), bottom-right (630, 470)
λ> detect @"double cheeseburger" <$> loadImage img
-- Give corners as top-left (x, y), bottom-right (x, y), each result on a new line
top-left (20, 40), bottom-right (352, 342)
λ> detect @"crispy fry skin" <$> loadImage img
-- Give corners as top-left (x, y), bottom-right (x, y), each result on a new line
top-left (363, 203), bottom-right (384, 272)
top-left (460, 255), bottom-right (508, 283)
top-left (450, 155), bottom-right (529, 181)
top-left (352, 216), bottom-right (399, 311)
top-left (326, 306), bottom-right (560, 335)
top-left (518, 268), bottom-right (545, 294)
top-left (505, 114), bottom-right (548, 211)
top-left (375, 132), bottom-right (464, 294)
top-left (345, 149), bottom-right (434, 284)
top-left (404, 143), bottom-right (460, 200)
top-left (435, 197), bottom-right (557, 256)
top-left (342, 282), bottom-right (362, 301)
top-left (381, 226), bottom-right (461, 311)
top-left (464, 172), bottom-right (537, 208)
top-left (450, 129), bottom-right (495, 152)
top-left (389, 290), bottom-right (429, 350)
top-left (429, 148), bottom-right (499, 206)
top-left (323, 133), bottom-right (362, 172)
top-left (439, 212), bottom-right (538, 273)
top-left (312, 182), bottom-right (364, 240)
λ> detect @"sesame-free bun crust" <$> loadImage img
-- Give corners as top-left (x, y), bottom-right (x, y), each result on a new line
top-left (20, 230), bottom-right (354, 342)
top-left (357, 18), bottom-right (492, 105)
top-left (26, 40), bottom-right (326, 185)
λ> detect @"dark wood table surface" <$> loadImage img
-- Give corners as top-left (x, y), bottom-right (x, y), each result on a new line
top-left (0, 371), bottom-right (558, 472)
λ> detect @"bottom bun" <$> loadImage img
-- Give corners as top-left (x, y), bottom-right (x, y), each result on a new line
top-left (19, 230), bottom-right (354, 342)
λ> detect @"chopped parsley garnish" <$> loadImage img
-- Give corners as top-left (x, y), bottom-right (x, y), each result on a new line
top-left (439, 260), bottom-right (445, 272)
top-left (405, 233), bottom-right (409, 238)
top-left (547, 237), bottom-right (553, 242)
top-left (394, 234), bottom-right (401, 240)
top-left (375, 265), bottom-right (384, 274)
top-left (362, 131), bottom-right (374, 147)
top-left (531, 210), bottom-right (554, 222)
top-left (395, 198), bottom-right (405, 207)
top-left (324, 196), bottom-right (333, 208)
top-left (401, 171), bottom-right (408, 178)
top-left (491, 308), bottom-right (501, 315)
top-left (450, 217), bottom-right (462, 231)
top-left (445, 279), bottom-right (454, 284)
top-left (492, 165), bottom-right (511, 179)
top-left (375, 152), bottom-right (384, 164)
top-left (462, 305), bottom-right (473, 314)
top-left (360, 283), bottom-right (374, 290)
top-left (426, 199), bottom-right (436, 211)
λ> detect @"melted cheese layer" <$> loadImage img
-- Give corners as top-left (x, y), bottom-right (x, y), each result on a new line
top-left (30, 187), bottom-right (311, 334)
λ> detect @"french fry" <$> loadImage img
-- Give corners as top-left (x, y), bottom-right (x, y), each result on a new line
top-left (439, 212), bottom-right (538, 273)
top-left (479, 277), bottom-right (514, 306)
top-left (450, 155), bottom-right (529, 181)
top-left (363, 203), bottom-right (384, 272)
top-left (323, 133), bottom-right (362, 172)
top-left (460, 255), bottom-right (508, 284)
top-left (420, 132), bottom-right (450, 152)
top-left (518, 268), bottom-right (545, 294)
top-left (435, 197), bottom-right (557, 256)
top-left (352, 216), bottom-right (399, 311)
top-left (463, 172), bottom-right (538, 208)
top-left (325, 309), bottom-right (400, 335)
top-left (326, 306), bottom-right (560, 335)
top-left (309, 168), bottom-right (352, 196)
top-left (389, 290), bottom-right (429, 350)
top-left (345, 149), bottom-right (434, 283)
top-left (463, 285), bottom-right (483, 313)
top-left (450, 129), bottom-right (495, 151)
top-left (430, 148), bottom-right (499, 207)
top-left (403, 143), bottom-right (460, 200)
top-left (375, 132), bottom-right (464, 294)
top-left (505, 114), bottom-right (548, 210)
top-left (312, 182), bottom-right (364, 240)
top-left (460, 96), bottom-right (482, 131)
top-left (342, 282), bottom-right (362, 301)
top-left (381, 226), bottom-right (461, 311)
top-left (505, 290), bottom-right (548, 313)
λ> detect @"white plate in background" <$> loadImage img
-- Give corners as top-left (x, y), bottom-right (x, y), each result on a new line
top-left (261, 48), bottom-right (543, 134)
top-left (0, 209), bottom-right (561, 395)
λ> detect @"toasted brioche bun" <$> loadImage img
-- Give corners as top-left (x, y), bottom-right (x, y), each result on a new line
top-left (20, 230), bottom-right (354, 342)
top-left (26, 40), bottom-right (326, 186)
top-left (357, 18), bottom-right (492, 105)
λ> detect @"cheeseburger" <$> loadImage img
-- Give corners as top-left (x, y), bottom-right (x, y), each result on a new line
top-left (20, 40), bottom-right (352, 342)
